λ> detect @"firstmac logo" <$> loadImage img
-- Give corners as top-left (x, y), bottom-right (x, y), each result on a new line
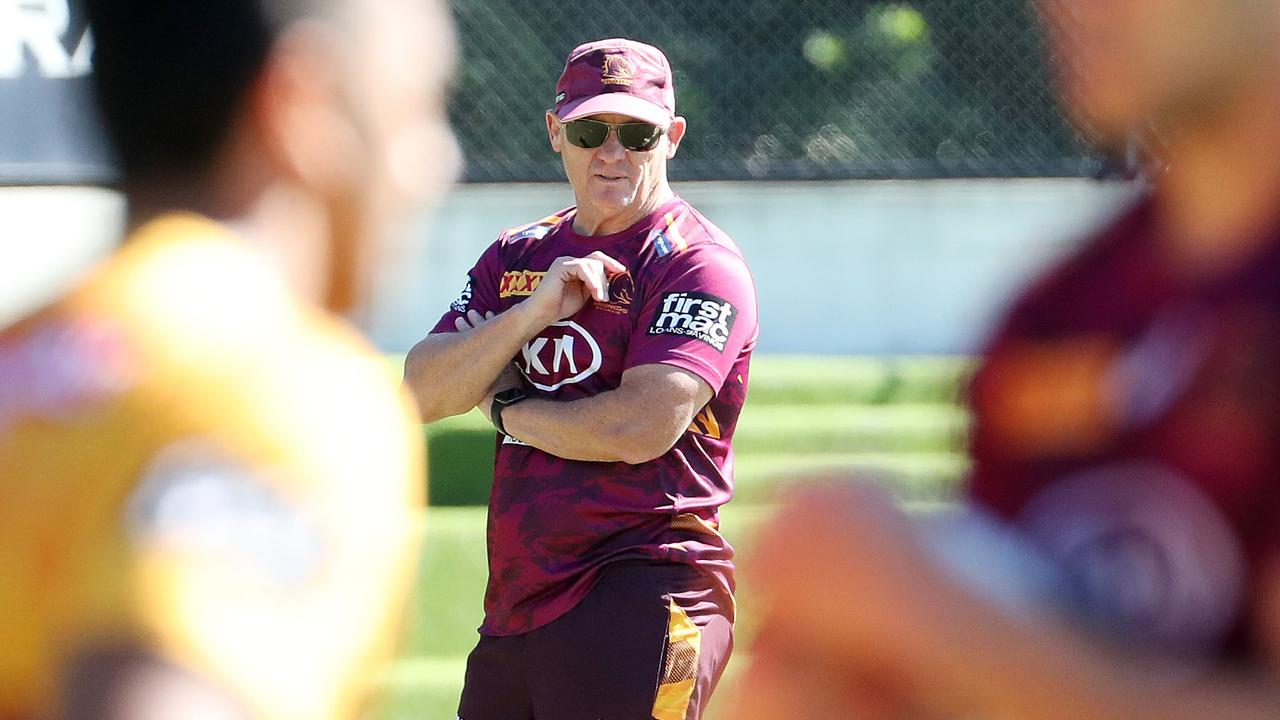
top-left (648, 291), bottom-right (736, 352)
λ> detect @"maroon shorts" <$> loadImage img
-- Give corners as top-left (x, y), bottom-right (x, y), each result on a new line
top-left (457, 561), bottom-right (734, 720)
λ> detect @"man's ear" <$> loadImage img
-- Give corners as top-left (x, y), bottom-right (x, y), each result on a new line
top-left (546, 111), bottom-right (564, 153)
top-left (252, 22), bottom-right (363, 191)
top-left (665, 116), bottom-right (688, 159)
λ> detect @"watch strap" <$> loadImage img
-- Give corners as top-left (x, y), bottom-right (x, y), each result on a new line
top-left (490, 388), bottom-right (527, 436)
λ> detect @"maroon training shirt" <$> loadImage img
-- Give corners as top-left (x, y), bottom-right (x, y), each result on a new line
top-left (969, 197), bottom-right (1280, 658)
top-left (433, 196), bottom-right (758, 636)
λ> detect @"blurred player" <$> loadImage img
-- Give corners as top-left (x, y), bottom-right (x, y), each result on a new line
top-left (735, 0), bottom-right (1280, 718)
top-left (0, 0), bottom-right (457, 718)
top-left (404, 38), bottom-right (758, 720)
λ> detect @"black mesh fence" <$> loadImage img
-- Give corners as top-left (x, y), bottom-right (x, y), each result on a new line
top-left (450, 0), bottom-right (1115, 182)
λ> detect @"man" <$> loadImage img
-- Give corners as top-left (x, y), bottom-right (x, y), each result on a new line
top-left (405, 38), bottom-right (758, 720)
top-left (0, 0), bottom-right (457, 718)
top-left (735, 0), bottom-right (1280, 718)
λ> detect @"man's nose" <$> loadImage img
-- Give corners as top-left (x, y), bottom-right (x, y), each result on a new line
top-left (596, 129), bottom-right (628, 161)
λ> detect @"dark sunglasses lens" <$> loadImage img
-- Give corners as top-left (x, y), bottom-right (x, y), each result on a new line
top-left (564, 120), bottom-right (608, 149)
top-left (618, 123), bottom-right (663, 151)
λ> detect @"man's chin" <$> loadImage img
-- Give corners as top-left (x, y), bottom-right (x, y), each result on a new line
top-left (586, 190), bottom-right (637, 214)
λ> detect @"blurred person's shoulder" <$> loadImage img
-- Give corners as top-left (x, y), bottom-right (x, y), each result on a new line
top-left (0, 213), bottom-right (422, 718)
top-left (997, 196), bottom-right (1156, 337)
top-left (2, 211), bottom-right (422, 485)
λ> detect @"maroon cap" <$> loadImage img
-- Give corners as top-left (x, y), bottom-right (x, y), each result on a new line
top-left (554, 38), bottom-right (675, 127)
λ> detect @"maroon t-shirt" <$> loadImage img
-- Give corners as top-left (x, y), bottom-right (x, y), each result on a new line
top-left (969, 197), bottom-right (1280, 658)
top-left (433, 197), bottom-right (758, 635)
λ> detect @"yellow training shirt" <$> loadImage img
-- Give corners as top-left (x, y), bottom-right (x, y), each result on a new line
top-left (0, 214), bottom-right (424, 719)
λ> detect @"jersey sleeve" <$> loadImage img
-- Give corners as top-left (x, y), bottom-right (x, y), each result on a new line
top-left (624, 244), bottom-right (758, 394)
top-left (430, 236), bottom-right (506, 334)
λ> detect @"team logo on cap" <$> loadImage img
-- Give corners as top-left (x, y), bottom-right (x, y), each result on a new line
top-left (601, 54), bottom-right (636, 86)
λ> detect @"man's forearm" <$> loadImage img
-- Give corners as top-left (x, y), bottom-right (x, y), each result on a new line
top-left (870, 553), bottom-right (1280, 720)
top-left (746, 488), bottom-right (1280, 720)
top-left (500, 387), bottom-right (690, 464)
top-left (941, 603), bottom-right (1280, 720)
top-left (404, 305), bottom-right (545, 422)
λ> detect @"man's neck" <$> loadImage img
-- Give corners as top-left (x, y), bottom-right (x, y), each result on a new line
top-left (124, 175), bottom-right (226, 233)
top-left (125, 177), bottom-right (329, 306)
top-left (572, 182), bottom-right (675, 237)
top-left (1154, 78), bottom-right (1280, 280)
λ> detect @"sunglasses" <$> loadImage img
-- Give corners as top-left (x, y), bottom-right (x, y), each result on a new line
top-left (562, 118), bottom-right (665, 152)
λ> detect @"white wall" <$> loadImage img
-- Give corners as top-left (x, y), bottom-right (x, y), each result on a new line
top-left (373, 179), bottom-right (1137, 354)
top-left (0, 186), bottom-right (122, 327)
top-left (1, 180), bottom-right (1135, 354)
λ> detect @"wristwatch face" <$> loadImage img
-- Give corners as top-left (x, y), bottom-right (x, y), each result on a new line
top-left (494, 388), bottom-right (527, 406)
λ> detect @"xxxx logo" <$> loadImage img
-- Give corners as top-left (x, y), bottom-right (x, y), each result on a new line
top-left (499, 270), bottom-right (545, 298)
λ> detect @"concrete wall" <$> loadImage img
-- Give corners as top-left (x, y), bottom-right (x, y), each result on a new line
top-left (2, 180), bottom-right (1135, 353)
top-left (373, 179), bottom-right (1136, 354)
top-left (0, 186), bottom-right (121, 327)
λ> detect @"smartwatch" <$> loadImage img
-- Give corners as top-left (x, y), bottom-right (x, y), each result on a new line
top-left (490, 387), bottom-right (528, 436)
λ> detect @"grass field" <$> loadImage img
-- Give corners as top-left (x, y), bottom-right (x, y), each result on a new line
top-left (373, 355), bottom-right (972, 719)
top-left (375, 504), bottom-right (782, 719)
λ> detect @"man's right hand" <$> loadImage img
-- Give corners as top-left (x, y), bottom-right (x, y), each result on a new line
top-left (520, 252), bottom-right (627, 326)
top-left (404, 252), bottom-right (624, 424)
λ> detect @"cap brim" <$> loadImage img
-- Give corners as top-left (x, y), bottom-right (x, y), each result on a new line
top-left (558, 94), bottom-right (673, 126)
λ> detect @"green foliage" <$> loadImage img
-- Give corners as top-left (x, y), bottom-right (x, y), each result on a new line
top-left (447, 0), bottom-right (1092, 180)
top-left (425, 415), bottom-right (494, 506)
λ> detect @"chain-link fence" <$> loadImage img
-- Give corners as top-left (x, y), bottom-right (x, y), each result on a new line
top-left (450, 0), bottom-right (1116, 182)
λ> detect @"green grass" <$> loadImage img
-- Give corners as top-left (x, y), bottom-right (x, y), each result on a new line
top-left (741, 355), bottom-right (972, 405)
top-left (374, 503), bottom-right (776, 720)
top-left (373, 499), bottom-right (942, 719)
top-left (389, 354), bottom-right (973, 408)
top-left (733, 450), bottom-right (967, 503)
top-left (372, 354), bottom-right (973, 718)
top-left (733, 402), bottom-right (967, 454)
top-left (424, 403), bottom-right (969, 505)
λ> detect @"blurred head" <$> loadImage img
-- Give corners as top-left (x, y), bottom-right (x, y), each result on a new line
top-left (545, 39), bottom-right (686, 223)
top-left (83, 0), bottom-right (460, 312)
top-left (1037, 0), bottom-right (1280, 149)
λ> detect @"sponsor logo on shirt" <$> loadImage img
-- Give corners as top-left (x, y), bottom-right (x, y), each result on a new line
top-left (653, 231), bottom-right (673, 257)
top-left (1020, 462), bottom-right (1245, 652)
top-left (0, 317), bottom-right (136, 432)
top-left (127, 439), bottom-right (325, 588)
top-left (450, 276), bottom-right (474, 312)
top-left (509, 223), bottom-right (554, 243)
top-left (648, 291), bottom-right (737, 352)
top-left (499, 270), bottom-right (546, 298)
top-left (518, 320), bottom-right (602, 391)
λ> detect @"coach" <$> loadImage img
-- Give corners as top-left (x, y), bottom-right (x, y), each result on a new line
top-left (405, 38), bottom-right (757, 720)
